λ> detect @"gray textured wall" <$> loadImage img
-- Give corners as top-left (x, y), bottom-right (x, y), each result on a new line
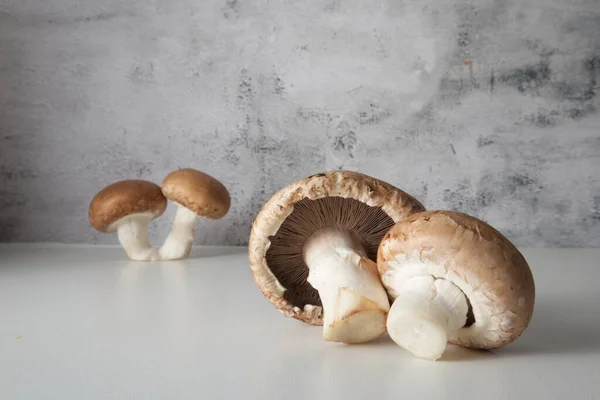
top-left (0, 0), bottom-right (599, 247)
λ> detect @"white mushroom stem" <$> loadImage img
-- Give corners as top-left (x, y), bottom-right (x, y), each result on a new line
top-left (159, 204), bottom-right (199, 261)
top-left (114, 213), bottom-right (160, 261)
top-left (303, 226), bottom-right (390, 344)
top-left (387, 275), bottom-right (469, 360)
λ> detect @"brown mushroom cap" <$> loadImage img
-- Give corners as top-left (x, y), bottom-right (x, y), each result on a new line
top-left (161, 168), bottom-right (230, 219)
top-left (89, 180), bottom-right (167, 232)
top-left (248, 170), bottom-right (425, 325)
top-left (377, 210), bottom-right (535, 350)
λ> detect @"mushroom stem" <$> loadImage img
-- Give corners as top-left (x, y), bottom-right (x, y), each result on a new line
top-left (303, 226), bottom-right (390, 344)
top-left (386, 275), bottom-right (468, 360)
top-left (115, 214), bottom-right (160, 261)
top-left (159, 204), bottom-right (199, 261)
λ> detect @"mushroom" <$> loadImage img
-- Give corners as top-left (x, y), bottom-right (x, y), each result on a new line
top-left (377, 210), bottom-right (535, 360)
top-left (89, 180), bottom-right (167, 261)
top-left (249, 171), bottom-right (425, 344)
top-left (159, 168), bottom-right (231, 260)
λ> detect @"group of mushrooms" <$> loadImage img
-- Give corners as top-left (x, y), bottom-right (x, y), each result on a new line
top-left (89, 168), bottom-right (231, 261)
top-left (90, 169), bottom-right (535, 361)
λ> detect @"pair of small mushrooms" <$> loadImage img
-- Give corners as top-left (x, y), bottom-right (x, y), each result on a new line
top-left (249, 171), bottom-right (535, 361)
top-left (89, 168), bottom-right (230, 261)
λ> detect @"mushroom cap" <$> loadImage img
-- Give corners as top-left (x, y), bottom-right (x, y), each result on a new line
top-left (161, 168), bottom-right (230, 219)
top-left (248, 170), bottom-right (425, 325)
top-left (89, 180), bottom-right (167, 233)
top-left (378, 210), bottom-right (535, 350)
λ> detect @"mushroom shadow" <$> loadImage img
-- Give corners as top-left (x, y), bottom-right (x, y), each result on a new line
top-left (494, 294), bottom-right (600, 356)
top-left (359, 333), bottom-right (497, 362)
top-left (438, 345), bottom-right (494, 362)
top-left (187, 246), bottom-right (247, 259)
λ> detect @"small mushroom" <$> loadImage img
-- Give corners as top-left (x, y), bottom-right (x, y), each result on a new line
top-left (159, 168), bottom-right (231, 260)
top-left (89, 180), bottom-right (167, 261)
top-left (249, 171), bottom-right (425, 344)
top-left (378, 210), bottom-right (535, 360)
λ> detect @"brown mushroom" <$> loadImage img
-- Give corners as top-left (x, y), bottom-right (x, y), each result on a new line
top-left (159, 168), bottom-right (230, 260)
top-left (89, 180), bottom-right (167, 261)
top-left (249, 171), bottom-right (425, 344)
top-left (377, 210), bottom-right (535, 360)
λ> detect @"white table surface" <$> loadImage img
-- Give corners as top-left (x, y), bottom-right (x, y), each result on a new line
top-left (1, 244), bottom-right (599, 399)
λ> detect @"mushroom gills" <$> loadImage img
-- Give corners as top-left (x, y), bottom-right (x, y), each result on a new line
top-left (265, 196), bottom-right (396, 310)
top-left (114, 212), bottom-right (160, 261)
top-left (304, 226), bottom-right (390, 344)
top-left (387, 275), bottom-right (468, 360)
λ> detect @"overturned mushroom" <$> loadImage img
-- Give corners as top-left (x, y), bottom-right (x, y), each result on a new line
top-left (89, 180), bottom-right (167, 261)
top-left (249, 171), bottom-right (425, 344)
top-left (378, 210), bottom-right (535, 360)
top-left (159, 168), bottom-right (230, 260)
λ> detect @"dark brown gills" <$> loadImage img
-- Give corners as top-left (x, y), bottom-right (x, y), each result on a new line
top-left (265, 196), bottom-right (394, 308)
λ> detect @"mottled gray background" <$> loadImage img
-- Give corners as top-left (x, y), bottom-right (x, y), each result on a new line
top-left (0, 0), bottom-right (599, 247)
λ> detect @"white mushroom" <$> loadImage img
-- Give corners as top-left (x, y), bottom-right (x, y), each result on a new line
top-left (248, 171), bottom-right (425, 344)
top-left (89, 180), bottom-right (166, 261)
top-left (378, 210), bottom-right (536, 360)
